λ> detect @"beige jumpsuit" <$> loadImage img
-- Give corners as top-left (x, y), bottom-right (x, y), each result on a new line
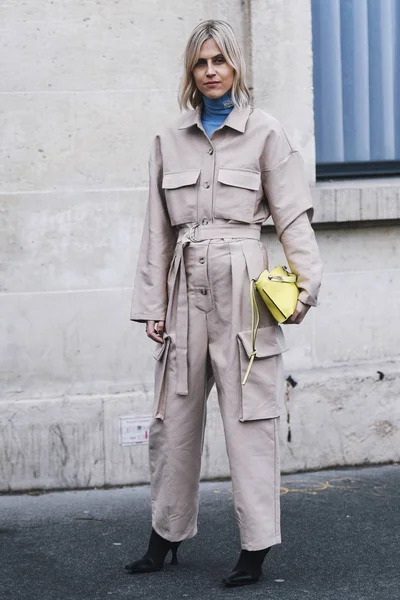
top-left (130, 105), bottom-right (323, 551)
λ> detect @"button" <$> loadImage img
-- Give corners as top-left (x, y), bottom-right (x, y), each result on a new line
top-left (203, 182), bottom-right (210, 189)
top-left (201, 218), bottom-right (208, 225)
top-left (199, 257), bottom-right (205, 264)
top-left (200, 288), bottom-right (208, 295)
top-left (208, 148), bottom-right (214, 155)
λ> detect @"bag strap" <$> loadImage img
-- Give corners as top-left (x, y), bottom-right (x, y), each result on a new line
top-left (241, 279), bottom-right (259, 386)
top-left (267, 274), bottom-right (297, 283)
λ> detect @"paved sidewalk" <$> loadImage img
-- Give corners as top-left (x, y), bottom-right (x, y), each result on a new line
top-left (0, 465), bottom-right (399, 600)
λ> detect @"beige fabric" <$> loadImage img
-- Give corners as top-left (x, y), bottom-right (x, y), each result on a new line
top-left (280, 211), bottom-right (322, 306)
top-left (131, 105), bottom-right (322, 323)
top-left (150, 238), bottom-right (283, 550)
top-left (130, 104), bottom-right (323, 550)
top-left (169, 223), bottom-right (262, 396)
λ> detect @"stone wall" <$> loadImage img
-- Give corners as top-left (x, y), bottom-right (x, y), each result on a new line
top-left (1, 0), bottom-right (399, 491)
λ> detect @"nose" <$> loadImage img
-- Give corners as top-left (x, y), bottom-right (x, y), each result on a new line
top-left (206, 60), bottom-right (216, 76)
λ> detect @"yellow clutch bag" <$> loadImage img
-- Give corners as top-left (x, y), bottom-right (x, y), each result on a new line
top-left (255, 265), bottom-right (299, 324)
top-left (242, 266), bottom-right (299, 385)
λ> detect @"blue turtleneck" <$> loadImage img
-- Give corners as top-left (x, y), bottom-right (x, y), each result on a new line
top-left (201, 90), bottom-right (234, 138)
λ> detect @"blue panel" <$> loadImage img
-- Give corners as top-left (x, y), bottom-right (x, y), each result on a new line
top-left (312, 0), bottom-right (323, 163)
top-left (312, 0), bottom-right (344, 163)
top-left (312, 0), bottom-right (400, 163)
top-left (394, 0), bottom-right (400, 158)
top-left (340, 0), bottom-right (370, 161)
top-left (368, 0), bottom-right (395, 160)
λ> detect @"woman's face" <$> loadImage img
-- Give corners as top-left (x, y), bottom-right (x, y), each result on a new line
top-left (192, 38), bottom-right (234, 100)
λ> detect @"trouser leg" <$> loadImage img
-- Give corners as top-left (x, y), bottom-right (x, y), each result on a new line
top-left (149, 396), bottom-right (207, 542)
top-left (149, 255), bottom-right (212, 542)
top-left (206, 240), bottom-right (283, 550)
top-left (219, 407), bottom-right (281, 550)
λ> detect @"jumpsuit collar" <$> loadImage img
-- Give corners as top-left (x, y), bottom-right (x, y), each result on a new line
top-left (201, 90), bottom-right (234, 138)
top-left (178, 103), bottom-right (252, 134)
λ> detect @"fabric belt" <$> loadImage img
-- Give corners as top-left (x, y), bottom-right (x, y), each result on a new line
top-left (177, 222), bottom-right (261, 243)
top-left (167, 223), bottom-right (262, 395)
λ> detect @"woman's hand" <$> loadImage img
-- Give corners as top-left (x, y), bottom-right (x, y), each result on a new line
top-left (146, 320), bottom-right (165, 343)
top-left (285, 300), bottom-right (310, 325)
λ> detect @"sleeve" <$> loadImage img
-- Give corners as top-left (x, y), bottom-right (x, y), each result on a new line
top-left (130, 136), bottom-right (177, 322)
top-left (260, 119), bottom-right (323, 306)
top-left (260, 120), bottom-right (314, 239)
top-left (279, 212), bottom-right (323, 307)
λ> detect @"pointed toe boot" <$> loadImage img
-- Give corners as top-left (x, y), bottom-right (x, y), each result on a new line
top-left (223, 547), bottom-right (271, 587)
top-left (223, 569), bottom-right (260, 587)
top-left (125, 528), bottom-right (181, 574)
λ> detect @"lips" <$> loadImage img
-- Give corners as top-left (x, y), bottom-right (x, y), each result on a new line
top-left (204, 82), bottom-right (220, 86)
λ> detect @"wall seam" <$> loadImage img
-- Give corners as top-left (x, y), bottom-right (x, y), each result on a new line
top-left (242, 0), bottom-right (254, 101)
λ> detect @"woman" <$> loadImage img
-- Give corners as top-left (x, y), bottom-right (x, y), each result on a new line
top-left (126, 20), bottom-right (323, 586)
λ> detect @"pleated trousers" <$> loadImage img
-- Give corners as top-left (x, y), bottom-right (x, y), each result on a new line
top-left (149, 237), bottom-right (284, 551)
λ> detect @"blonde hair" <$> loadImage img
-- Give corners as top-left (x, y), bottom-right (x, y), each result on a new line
top-left (179, 20), bottom-right (251, 110)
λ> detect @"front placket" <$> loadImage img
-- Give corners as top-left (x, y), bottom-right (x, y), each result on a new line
top-left (195, 124), bottom-right (215, 226)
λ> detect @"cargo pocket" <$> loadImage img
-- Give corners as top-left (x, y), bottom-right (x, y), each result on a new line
top-left (162, 169), bottom-right (200, 226)
top-left (237, 325), bottom-right (287, 421)
top-left (152, 334), bottom-right (171, 420)
top-left (215, 168), bottom-right (261, 223)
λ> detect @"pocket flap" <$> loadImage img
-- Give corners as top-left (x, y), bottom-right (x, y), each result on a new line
top-left (162, 169), bottom-right (200, 189)
top-left (218, 168), bottom-right (261, 191)
top-left (237, 325), bottom-right (286, 359)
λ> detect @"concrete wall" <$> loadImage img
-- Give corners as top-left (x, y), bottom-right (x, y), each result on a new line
top-left (1, 0), bottom-right (399, 491)
top-left (251, 0), bottom-right (316, 181)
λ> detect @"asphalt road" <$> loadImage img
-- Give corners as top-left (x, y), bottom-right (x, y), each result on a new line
top-left (1, 464), bottom-right (399, 600)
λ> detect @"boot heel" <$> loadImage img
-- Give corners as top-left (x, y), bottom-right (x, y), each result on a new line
top-left (170, 541), bottom-right (181, 565)
top-left (125, 529), bottom-right (182, 574)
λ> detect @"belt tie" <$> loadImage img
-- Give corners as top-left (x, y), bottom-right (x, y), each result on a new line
top-left (166, 223), bottom-right (262, 396)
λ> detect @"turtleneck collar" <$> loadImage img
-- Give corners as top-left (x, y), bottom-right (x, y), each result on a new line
top-left (202, 90), bottom-right (234, 115)
top-left (201, 90), bottom-right (234, 138)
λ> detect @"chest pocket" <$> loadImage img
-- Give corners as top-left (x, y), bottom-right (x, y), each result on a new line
top-left (215, 168), bottom-right (261, 223)
top-left (162, 169), bottom-right (200, 226)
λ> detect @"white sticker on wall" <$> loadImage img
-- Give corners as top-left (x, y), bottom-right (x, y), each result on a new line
top-left (119, 415), bottom-right (152, 446)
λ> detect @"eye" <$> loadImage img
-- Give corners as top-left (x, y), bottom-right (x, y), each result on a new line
top-left (214, 56), bottom-right (225, 64)
top-left (194, 59), bottom-right (206, 68)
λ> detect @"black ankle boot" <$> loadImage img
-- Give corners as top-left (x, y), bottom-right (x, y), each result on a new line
top-left (223, 547), bottom-right (271, 587)
top-left (125, 528), bottom-right (182, 574)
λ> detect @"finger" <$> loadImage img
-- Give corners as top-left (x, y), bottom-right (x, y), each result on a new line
top-left (149, 331), bottom-right (164, 343)
top-left (153, 321), bottom-right (164, 343)
top-left (147, 321), bottom-right (164, 344)
top-left (284, 315), bottom-right (297, 325)
top-left (294, 307), bottom-right (308, 324)
top-left (157, 321), bottom-right (165, 337)
top-left (146, 321), bottom-right (158, 340)
top-left (148, 328), bottom-right (164, 343)
top-left (287, 307), bottom-right (304, 324)
top-left (146, 320), bottom-right (155, 335)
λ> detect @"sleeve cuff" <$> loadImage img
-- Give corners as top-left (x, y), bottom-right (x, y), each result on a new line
top-left (298, 290), bottom-right (318, 307)
top-left (130, 315), bottom-right (166, 323)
